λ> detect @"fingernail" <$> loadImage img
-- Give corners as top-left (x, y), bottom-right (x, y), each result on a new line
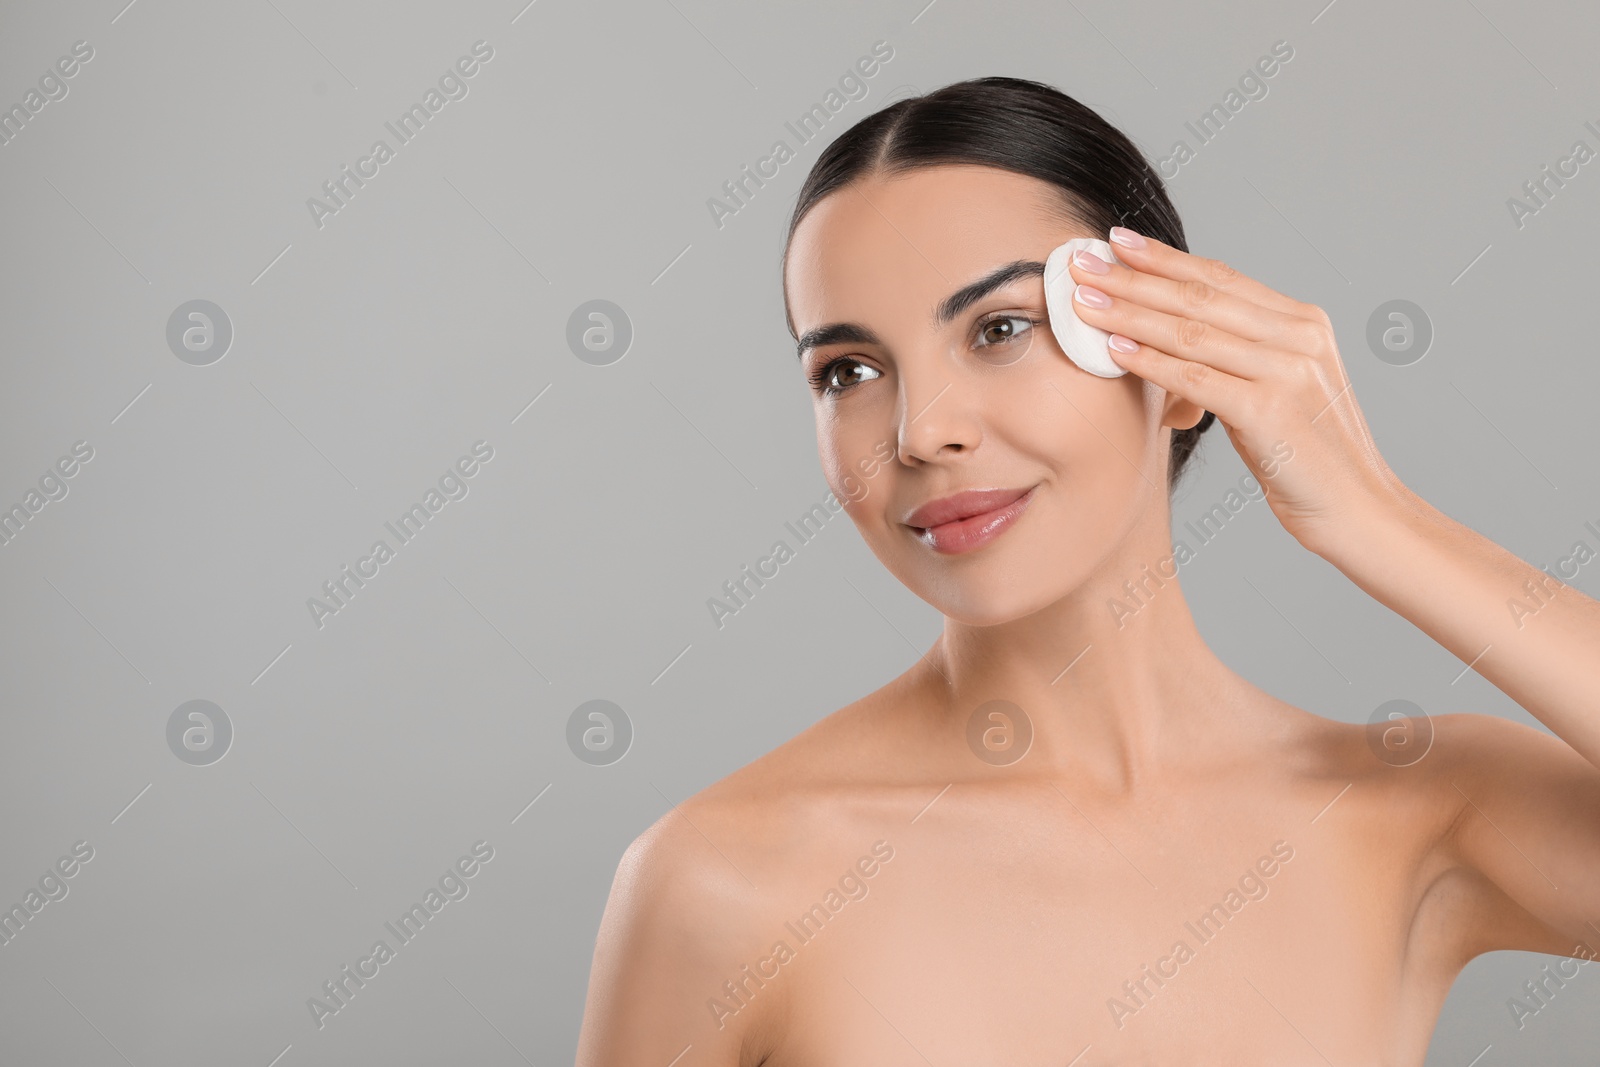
top-left (1074, 283), bottom-right (1111, 309)
top-left (1107, 333), bottom-right (1139, 353)
top-left (1109, 226), bottom-right (1146, 249)
top-left (1072, 249), bottom-right (1110, 274)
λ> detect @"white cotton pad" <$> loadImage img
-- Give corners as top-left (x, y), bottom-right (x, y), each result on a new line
top-left (1043, 237), bottom-right (1128, 378)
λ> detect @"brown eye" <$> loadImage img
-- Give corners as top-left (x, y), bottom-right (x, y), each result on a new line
top-left (808, 357), bottom-right (882, 396)
top-left (834, 362), bottom-right (869, 387)
top-left (973, 314), bottom-right (1040, 368)
top-left (983, 319), bottom-right (1019, 344)
top-left (976, 314), bottom-right (1036, 349)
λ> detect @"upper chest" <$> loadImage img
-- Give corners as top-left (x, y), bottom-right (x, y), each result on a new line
top-left (744, 774), bottom-right (1463, 1067)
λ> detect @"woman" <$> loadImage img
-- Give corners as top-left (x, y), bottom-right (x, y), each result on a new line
top-left (577, 77), bottom-right (1600, 1065)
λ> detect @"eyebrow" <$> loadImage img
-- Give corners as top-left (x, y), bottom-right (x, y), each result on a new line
top-left (794, 258), bottom-right (1047, 360)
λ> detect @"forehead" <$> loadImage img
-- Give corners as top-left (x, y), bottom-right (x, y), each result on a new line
top-left (785, 164), bottom-right (1089, 335)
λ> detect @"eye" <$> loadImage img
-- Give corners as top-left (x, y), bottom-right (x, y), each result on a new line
top-left (974, 313), bottom-right (1040, 350)
top-left (807, 357), bottom-right (882, 397)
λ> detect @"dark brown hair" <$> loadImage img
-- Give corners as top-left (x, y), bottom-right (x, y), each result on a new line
top-left (781, 75), bottom-right (1215, 494)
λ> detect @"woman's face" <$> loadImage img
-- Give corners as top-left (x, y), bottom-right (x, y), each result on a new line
top-left (784, 164), bottom-right (1202, 626)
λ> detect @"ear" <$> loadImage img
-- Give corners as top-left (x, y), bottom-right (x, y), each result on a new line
top-left (1161, 391), bottom-right (1207, 432)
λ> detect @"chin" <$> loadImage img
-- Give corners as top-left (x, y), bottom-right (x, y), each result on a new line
top-left (926, 579), bottom-right (1062, 628)
top-left (891, 546), bottom-right (1070, 628)
top-left (929, 598), bottom-right (1035, 629)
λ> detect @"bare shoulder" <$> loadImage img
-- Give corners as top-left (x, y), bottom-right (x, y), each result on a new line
top-left (1399, 711), bottom-right (1600, 960)
top-left (618, 676), bottom-right (916, 907)
top-left (677, 675), bottom-right (926, 834)
top-left (577, 783), bottom-right (790, 1065)
top-left (577, 687), bottom-right (910, 1066)
top-left (1234, 700), bottom-right (1474, 842)
top-left (1343, 708), bottom-right (1594, 808)
top-left (1264, 703), bottom-right (1555, 786)
top-left (1411, 710), bottom-right (1600, 843)
top-left (1424, 710), bottom-right (1589, 774)
top-left (1292, 708), bottom-right (1600, 961)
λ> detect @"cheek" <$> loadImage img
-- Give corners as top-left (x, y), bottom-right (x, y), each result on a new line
top-left (997, 373), bottom-right (1161, 558)
top-left (998, 366), bottom-right (1148, 470)
top-left (817, 419), bottom-right (884, 504)
top-left (814, 416), bottom-right (850, 483)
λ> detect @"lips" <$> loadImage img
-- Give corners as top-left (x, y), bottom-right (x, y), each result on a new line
top-left (904, 487), bottom-right (1033, 530)
top-left (900, 486), bottom-right (1037, 554)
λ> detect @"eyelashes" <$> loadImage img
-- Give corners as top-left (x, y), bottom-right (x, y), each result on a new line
top-left (975, 313), bottom-right (1041, 351)
top-left (807, 356), bottom-right (875, 396)
top-left (807, 312), bottom-right (1042, 397)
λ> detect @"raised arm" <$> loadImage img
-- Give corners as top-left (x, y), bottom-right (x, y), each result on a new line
top-left (1312, 485), bottom-right (1600, 960)
top-left (1062, 224), bottom-right (1600, 959)
top-left (1323, 478), bottom-right (1600, 769)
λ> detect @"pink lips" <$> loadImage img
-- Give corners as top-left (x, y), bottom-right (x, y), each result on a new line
top-left (903, 486), bottom-right (1036, 555)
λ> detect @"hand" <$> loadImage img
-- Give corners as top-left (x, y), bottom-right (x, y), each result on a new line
top-left (1066, 225), bottom-right (1411, 555)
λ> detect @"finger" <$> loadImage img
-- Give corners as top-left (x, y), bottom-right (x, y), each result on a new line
top-left (1072, 281), bottom-right (1269, 383)
top-left (1104, 226), bottom-right (1314, 321)
top-left (1103, 332), bottom-right (1251, 427)
top-left (1069, 246), bottom-right (1312, 351)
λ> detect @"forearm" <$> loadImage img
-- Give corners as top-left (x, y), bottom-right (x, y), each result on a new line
top-left (1313, 479), bottom-right (1600, 770)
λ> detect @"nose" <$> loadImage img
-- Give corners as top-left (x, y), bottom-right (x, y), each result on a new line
top-left (896, 359), bottom-right (982, 465)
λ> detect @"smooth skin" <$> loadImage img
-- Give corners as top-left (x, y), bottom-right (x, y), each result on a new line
top-left (576, 164), bottom-right (1600, 1066)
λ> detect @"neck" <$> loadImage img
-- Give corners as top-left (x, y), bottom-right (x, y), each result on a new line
top-left (909, 517), bottom-right (1255, 793)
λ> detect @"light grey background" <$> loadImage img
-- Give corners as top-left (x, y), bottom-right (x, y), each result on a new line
top-left (1, 0), bottom-right (1597, 1063)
